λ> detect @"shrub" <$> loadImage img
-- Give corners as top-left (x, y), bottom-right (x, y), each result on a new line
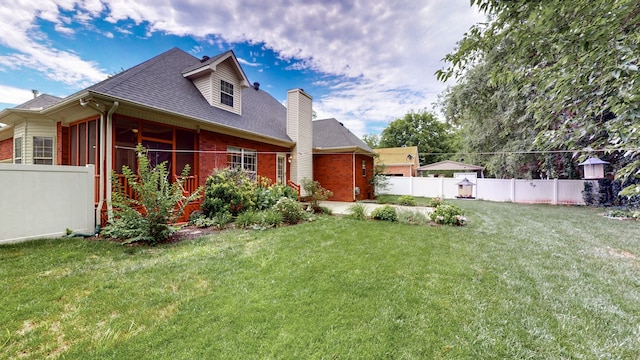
top-left (236, 211), bottom-right (262, 228)
top-left (398, 195), bottom-right (417, 206)
top-left (202, 167), bottom-right (256, 218)
top-left (346, 202), bottom-right (368, 220)
top-left (102, 146), bottom-right (202, 244)
top-left (429, 203), bottom-right (466, 226)
top-left (371, 205), bottom-right (397, 222)
top-left (301, 178), bottom-right (333, 210)
top-left (255, 177), bottom-right (298, 210)
top-left (397, 209), bottom-right (429, 226)
top-left (273, 197), bottom-right (306, 224)
top-left (427, 197), bottom-right (444, 208)
top-left (261, 210), bottom-right (284, 228)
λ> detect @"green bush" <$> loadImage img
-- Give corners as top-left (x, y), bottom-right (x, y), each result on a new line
top-left (273, 197), bottom-right (306, 224)
top-left (371, 205), bottom-right (397, 222)
top-left (397, 209), bottom-right (429, 226)
top-left (255, 177), bottom-right (298, 210)
top-left (302, 178), bottom-right (333, 210)
top-left (261, 210), bottom-right (284, 227)
top-left (236, 211), bottom-right (262, 228)
top-left (102, 146), bottom-right (202, 244)
top-left (427, 197), bottom-right (444, 208)
top-left (202, 167), bottom-right (256, 218)
top-left (346, 202), bottom-right (368, 220)
top-left (429, 203), bottom-right (466, 226)
top-left (398, 195), bottom-right (417, 206)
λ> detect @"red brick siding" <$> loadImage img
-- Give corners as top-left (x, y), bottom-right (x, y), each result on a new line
top-left (0, 138), bottom-right (12, 161)
top-left (355, 154), bottom-right (375, 200)
top-left (198, 130), bottom-right (290, 187)
top-left (313, 153), bottom-right (375, 202)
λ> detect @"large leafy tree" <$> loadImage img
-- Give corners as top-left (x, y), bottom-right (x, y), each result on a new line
top-left (439, 0), bottom-right (640, 188)
top-left (379, 110), bottom-right (458, 165)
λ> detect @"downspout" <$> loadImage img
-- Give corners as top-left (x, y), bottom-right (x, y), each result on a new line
top-left (106, 101), bottom-right (119, 221)
top-left (80, 99), bottom-right (105, 230)
top-left (96, 112), bottom-right (105, 224)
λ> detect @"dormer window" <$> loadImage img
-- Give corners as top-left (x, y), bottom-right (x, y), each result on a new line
top-left (220, 80), bottom-right (234, 107)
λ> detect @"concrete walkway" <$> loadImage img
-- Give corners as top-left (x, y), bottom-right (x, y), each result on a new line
top-left (320, 201), bottom-right (433, 216)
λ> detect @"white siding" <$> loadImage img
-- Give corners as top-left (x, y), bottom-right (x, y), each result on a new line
top-left (212, 60), bottom-right (242, 115)
top-left (286, 89), bottom-right (313, 195)
top-left (13, 121), bottom-right (26, 164)
top-left (22, 119), bottom-right (56, 164)
top-left (192, 74), bottom-right (212, 105)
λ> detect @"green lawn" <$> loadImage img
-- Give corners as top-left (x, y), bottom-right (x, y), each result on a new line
top-left (2, 201), bottom-right (640, 359)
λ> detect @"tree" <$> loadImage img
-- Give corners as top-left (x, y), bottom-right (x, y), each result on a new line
top-left (379, 110), bottom-right (458, 165)
top-left (361, 134), bottom-right (380, 149)
top-left (439, 0), bottom-right (640, 190)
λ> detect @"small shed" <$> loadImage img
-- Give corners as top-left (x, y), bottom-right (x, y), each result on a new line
top-left (417, 160), bottom-right (484, 178)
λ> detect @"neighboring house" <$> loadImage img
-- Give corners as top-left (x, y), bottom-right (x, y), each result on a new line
top-left (0, 48), bottom-right (375, 223)
top-left (416, 160), bottom-right (484, 178)
top-left (375, 146), bottom-right (420, 177)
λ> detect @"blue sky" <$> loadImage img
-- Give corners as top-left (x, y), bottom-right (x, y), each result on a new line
top-left (0, 1), bottom-right (483, 136)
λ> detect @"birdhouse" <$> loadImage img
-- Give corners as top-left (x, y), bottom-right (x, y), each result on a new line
top-left (456, 178), bottom-right (475, 199)
top-left (579, 157), bottom-right (609, 179)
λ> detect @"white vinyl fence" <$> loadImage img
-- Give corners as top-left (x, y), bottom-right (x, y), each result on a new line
top-left (379, 176), bottom-right (591, 205)
top-left (0, 164), bottom-right (95, 244)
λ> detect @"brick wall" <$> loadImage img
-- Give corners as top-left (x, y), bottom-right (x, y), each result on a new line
top-left (198, 130), bottom-right (290, 187)
top-left (0, 138), bottom-right (12, 162)
top-left (313, 153), bottom-right (375, 202)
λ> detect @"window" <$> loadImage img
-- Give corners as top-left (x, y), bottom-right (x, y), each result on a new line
top-left (277, 154), bottom-right (286, 184)
top-left (33, 136), bottom-right (54, 165)
top-left (362, 160), bottom-right (366, 177)
top-left (220, 80), bottom-right (234, 107)
top-left (14, 136), bottom-right (22, 164)
top-left (227, 147), bottom-right (256, 177)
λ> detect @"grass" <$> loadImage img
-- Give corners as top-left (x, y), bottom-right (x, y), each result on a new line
top-left (2, 200), bottom-right (640, 358)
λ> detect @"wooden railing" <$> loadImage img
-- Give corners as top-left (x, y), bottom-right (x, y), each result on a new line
top-left (287, 180), bottom-right (301, 200)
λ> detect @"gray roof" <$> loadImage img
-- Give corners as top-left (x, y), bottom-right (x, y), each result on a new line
top-left (313, 118), bottom-right (374, 154)
top-left (85, 47), bottom-right (290, 142)
top-left (14, 94), bottom-right (63, 110)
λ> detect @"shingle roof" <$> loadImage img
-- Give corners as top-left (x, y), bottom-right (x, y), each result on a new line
top-left (313, 118), bottom-right (374, 154)
top-left (85, 47), bottom-right (290, 142)
top-left (14, 94), bottom-right (63, 110)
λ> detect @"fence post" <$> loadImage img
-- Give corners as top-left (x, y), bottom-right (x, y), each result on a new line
top-left (511, 178), bottom-right (516, 202)
top-left (553, 178), bottom-right (558, 205)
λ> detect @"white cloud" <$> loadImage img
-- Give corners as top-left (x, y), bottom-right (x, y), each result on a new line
top-left (0, 85), bottom-right (37, 105)
top-left (0, 0), bottom-right (484, 134)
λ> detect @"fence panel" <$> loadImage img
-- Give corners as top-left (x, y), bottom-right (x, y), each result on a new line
top-left (0, 164), bottom-right (95, 244)
top-left (379, 176), bottom-right (587, 205)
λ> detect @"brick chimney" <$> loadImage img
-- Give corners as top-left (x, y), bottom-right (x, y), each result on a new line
top-left (286, 88), bottom-right (313, 196)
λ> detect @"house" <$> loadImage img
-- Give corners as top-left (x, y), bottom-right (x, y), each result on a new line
top-left (416, 160), bottom-right (484, 178)
top-left (375, 146), bottom-right (420, 177)
top-left (0, 48), bottom-right (375, 223)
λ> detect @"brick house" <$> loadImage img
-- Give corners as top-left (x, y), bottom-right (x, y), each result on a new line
top-left (0, 48), bottom-right (375, 222)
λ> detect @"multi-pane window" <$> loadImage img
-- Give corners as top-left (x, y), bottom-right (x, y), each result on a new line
top-left (14, 136), bottom-right (22, 164)
top-left (33, 136), bottom-right (54, 165)
top-left (362, 160), bottom-right (366, 177)
top-left (227, 147), bottom-right (256, 177)
top-left (277, 154), bottom-right (286, 184)
top-left (220, 80), bottom-right (234, 107)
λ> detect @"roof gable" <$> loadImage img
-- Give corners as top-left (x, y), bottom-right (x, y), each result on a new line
top-left (14, 94), bottom-right (63, 111)
top-left (182, 50), bottom-right (250, 88)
